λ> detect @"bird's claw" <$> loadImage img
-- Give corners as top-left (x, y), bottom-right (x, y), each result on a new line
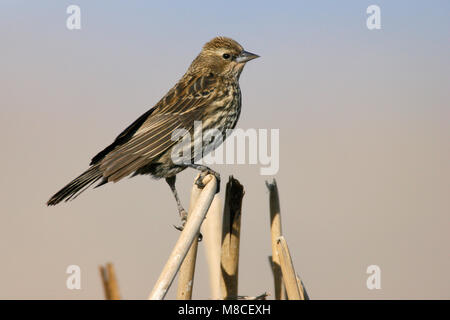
top-left (172, 224), bottom-right (203, 241)
top-left (173, 209), bottom-right (202, 241)
top-left (173, 224), bottom-right (184, 232)
top-left (179, 209), bottom-right (188, 222)
top-left (195, 170), bottom-right (221, 194)
top-left (173, 208), bottom-right (187, 231)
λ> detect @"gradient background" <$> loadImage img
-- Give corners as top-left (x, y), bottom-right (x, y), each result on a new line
top-left (1, 0), bottom-right (449, 299)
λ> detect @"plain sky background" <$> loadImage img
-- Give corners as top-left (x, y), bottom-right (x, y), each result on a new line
top-left (0, 1), bottom-right (449, 299)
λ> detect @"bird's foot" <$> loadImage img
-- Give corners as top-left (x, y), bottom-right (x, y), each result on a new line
top-left (173, 208), bottom-right (202, 241)
top-left (179, 208), bottom-right (188, 222)
top-left (195, 170), bottom-right (221, 193)
top-left (173, 207), bottom-right (188, 231)
top-left (173, 224), bottom-right (203, 242)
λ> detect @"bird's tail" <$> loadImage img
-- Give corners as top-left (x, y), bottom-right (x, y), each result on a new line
top-left (47, 165), bottom-right (103, 206)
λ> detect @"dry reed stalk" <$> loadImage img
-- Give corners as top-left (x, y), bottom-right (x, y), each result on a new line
top-left (296, 275), bottom-right (309, 300)
top-left (266, 179), bottom-right (286, 300)
top-left (99, 262), bottom-right (121, 300)
top-left (275, 236), bottom-right (301, 300)
top-left (220, 176), bottom-right (244, 300)
top-left (176, 176), bottom-right (203, 300)
top-left (148, 174), bottom-right (217, 300)
top-left (235, 292), bottom-right (269, 300)
top-left (200, 194), bottom-right (223, 299)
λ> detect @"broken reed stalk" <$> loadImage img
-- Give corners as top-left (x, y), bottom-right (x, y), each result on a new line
top-left (99, 263), bottom-right (121, 300)
top-left (266, 179), bottom-right (286, 300)
top-left (275, 236), bottom-right (301, 300)
top-left (236, 292), bottom-right (269, 300)
top-left (176, 176), bottom-right (203, 300)
top-left (220, 176), bottom-right (245, 300)
top-left (201, 194), bottom-right (223, 300)
top-left (296, 274), bottom-right (309, 300)
top-left (148, 174), bottom-right (218, 300)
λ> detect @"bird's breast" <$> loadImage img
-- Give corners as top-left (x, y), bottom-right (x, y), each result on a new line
top-left (203, 83), bottom-right (241, 133)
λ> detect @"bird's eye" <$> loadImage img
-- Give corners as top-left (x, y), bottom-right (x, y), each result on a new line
top-left (222, 53), bottom-right (230, 60)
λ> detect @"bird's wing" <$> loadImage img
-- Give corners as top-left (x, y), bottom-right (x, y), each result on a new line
top-left (90, 107), bottom-right (157, 165)
top-left (98, 73), bottom-right (219, 182)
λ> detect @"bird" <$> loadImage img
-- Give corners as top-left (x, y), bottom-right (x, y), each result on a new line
top-left (47, 36), bottom-right (259, 223)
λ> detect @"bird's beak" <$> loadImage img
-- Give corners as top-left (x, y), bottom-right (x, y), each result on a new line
top-left (235, 50), bottom-right (260, 63)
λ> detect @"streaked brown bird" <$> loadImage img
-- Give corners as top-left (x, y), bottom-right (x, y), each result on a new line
top-left (47, 36), bottom-right (259, 221)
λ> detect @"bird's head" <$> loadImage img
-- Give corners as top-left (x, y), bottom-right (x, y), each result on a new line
top-left (188, 36), bottom-right (259, 78)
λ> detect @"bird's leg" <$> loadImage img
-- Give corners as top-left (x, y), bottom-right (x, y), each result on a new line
top-left (165, 176), bottom-right (188, 227)
top-left (165, 175), bottom-right (203, 241)
top-left (186, 164), bottom-right (220, 193)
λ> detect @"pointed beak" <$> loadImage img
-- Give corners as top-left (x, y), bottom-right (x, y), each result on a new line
top-left (235, 50), bottom-right (260, 63)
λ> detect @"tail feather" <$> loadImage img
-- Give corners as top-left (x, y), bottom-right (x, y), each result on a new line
top-left (47, 165), bottom-right (103, 206)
